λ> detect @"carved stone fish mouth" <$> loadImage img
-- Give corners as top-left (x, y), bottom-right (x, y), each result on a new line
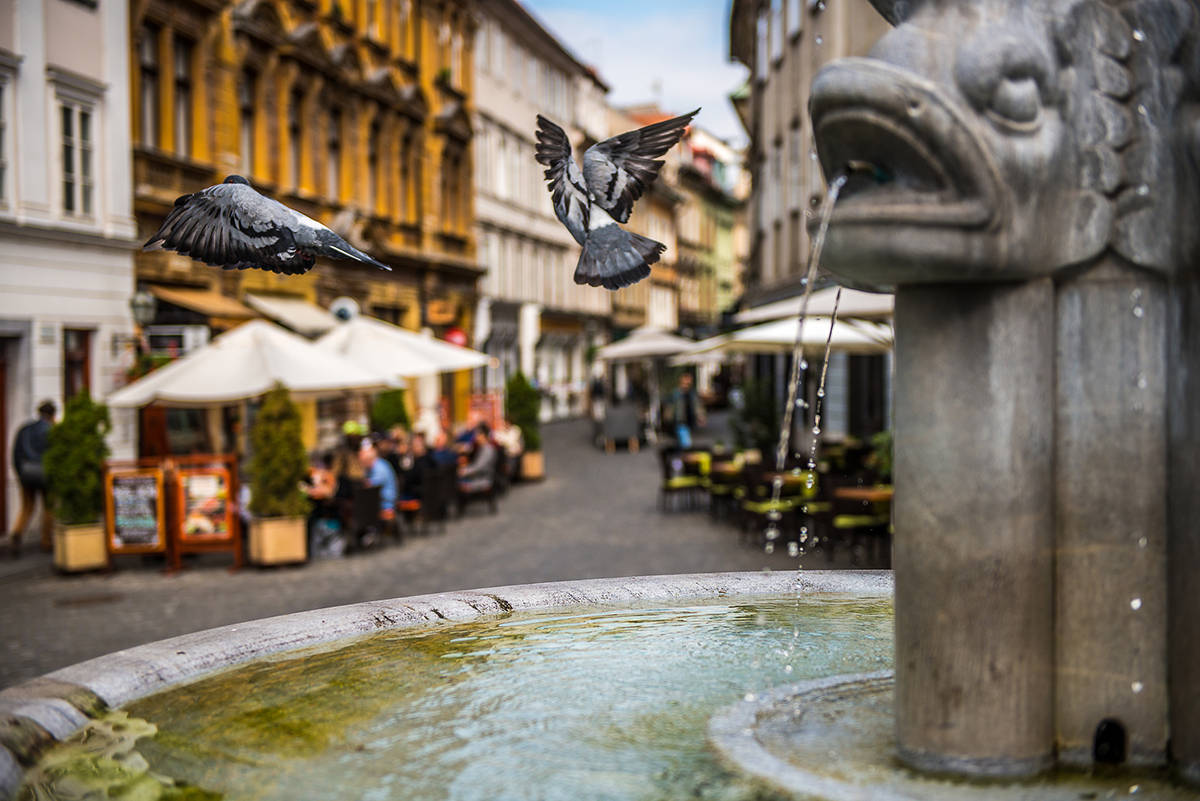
top-left (811, 58), bottom-right (1002, 230)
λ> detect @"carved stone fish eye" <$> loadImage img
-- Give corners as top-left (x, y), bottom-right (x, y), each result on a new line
top-left (955, 28), bottom-right (1055, 131)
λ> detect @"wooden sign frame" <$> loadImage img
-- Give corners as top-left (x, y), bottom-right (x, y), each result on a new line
top-left (104, 467), bottom-right (167, 556)
top-left (170, 459), bottom-right (243, 571)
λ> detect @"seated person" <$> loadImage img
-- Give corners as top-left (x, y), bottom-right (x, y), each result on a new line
top-left (359, 440), bottom-right (397, 522)
top-left (303, 452), bottom-right (338, 517)
top-left (458, 424), bottom-right (498, 495)
top-left (400, 433), bottom-right (436, 505)
top-left (429, 429), bottom-right (459, 468)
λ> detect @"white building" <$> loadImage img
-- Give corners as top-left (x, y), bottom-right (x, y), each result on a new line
top-left (0, 0), bottom-right (138, 531)
top-left (472, 0), bottom-right (610, 420)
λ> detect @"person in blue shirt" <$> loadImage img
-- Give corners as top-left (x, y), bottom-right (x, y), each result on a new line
top-left (358, 440), bottom-right (397, 522)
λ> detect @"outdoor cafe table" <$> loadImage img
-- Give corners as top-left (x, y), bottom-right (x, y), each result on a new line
top-left (833, 486), bottom-right (895, 503)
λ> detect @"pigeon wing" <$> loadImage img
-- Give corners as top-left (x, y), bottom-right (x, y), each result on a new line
top-left (143, 183), bottom-right (315, 275)
top-left (534, 115), bottom-right (589, 245)
top-left (581, 109), bottom-right (698, 224)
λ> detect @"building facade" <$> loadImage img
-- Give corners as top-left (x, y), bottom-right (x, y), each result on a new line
top-left (130, 0), bottom-right (478, 447)
top-left (0, 0), bottom-right (138, 532)
top-left (471, 0), bottom-right (609, 421)
top-left (729, 0), bottom-right (890, 441)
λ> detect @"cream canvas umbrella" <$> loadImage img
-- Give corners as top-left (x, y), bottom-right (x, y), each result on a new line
top-left (733, 286), bottom-right (894, 325)
top-left (315, 315), bottom-right (488, 382)
top-left (670, 316), bottom-right (892, 364)
top-left (107, 320), bottom-right (389, 407)
top-left (594, 326), bottom-right (694, 362)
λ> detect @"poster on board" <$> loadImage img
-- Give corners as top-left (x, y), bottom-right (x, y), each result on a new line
top-left (105, 468), bottom-right (165, 553)
top-left (176, 467), bottom-right (234, 543)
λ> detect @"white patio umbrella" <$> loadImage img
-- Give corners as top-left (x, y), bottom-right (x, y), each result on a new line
top-left (670, 316), bottom-right (892, 364)
top-left (315, 315), bottom-right (488, 382)
top-left (733, 286), bottom-right (894, 325)
top-left (594, 326), bottom-right (695, 362)
top-left (106, 320), bottom-right (389, 407)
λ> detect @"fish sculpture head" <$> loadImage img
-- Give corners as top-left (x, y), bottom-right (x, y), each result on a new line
top-left (811, 0), bottom-right (1200, 290)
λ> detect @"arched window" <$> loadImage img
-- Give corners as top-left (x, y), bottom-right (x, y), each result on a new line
top-left (327, 109), bottom-right (342, 201)
top-left (368, 117), bottom-right (382, 212)
top-left (238, 69), bottom-right (257, 176)
top-left (138, 25), bottom-right (161, 147)
top-left (173, 37), bottom-right (194, 157)
top-left (288, 88), bottom-right (304, 191)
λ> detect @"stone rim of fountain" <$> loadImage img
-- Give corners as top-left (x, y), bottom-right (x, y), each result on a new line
top-left (0, 569), bottom-right (893, 799)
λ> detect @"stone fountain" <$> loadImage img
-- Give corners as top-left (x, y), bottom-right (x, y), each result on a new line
top-left (794, 0), bottom-right (1198, 784)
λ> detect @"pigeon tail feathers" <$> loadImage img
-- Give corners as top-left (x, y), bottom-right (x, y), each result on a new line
top-left (573, 224), bottom-right (661, 291)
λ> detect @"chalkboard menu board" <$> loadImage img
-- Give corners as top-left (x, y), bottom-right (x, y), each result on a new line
top-left (176, 467), bottom-right (235, 543)
top-left (105, 468), bottom-right (166, 554)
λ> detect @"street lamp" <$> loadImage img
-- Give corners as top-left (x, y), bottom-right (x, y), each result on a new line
top-left (130, 290), bottom-right (157, 326)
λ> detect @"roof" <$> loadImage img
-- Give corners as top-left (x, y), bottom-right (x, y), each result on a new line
top-left (147, 285), bottom-right (256, 320)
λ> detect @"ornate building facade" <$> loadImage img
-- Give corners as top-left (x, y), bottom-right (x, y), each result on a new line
top-left (130, 0), bottom-right (478, 440)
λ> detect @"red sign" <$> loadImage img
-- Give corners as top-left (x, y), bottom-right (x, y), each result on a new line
top-left (444, 326), bottom-right (468, 347)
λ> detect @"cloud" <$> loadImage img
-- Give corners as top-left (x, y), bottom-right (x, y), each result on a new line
top-left (522, 0), bottom-right (749, 145)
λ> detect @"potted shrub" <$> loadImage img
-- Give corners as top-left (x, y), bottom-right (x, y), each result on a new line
top-left (44, 391), bottom-right (111, 572)
top-left (370, 387), bottom-right (410, 433)
top-left (247, 385), bottom-right (310, 565)
top-left (505, 372), bottom-right (544, 480)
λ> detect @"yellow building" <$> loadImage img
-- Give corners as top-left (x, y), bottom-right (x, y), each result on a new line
top-left (129, 0), bottom-right (478, 451)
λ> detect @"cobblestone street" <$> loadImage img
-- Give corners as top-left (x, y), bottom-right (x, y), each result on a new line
top-left (0, 417), bottom-right (857, 688)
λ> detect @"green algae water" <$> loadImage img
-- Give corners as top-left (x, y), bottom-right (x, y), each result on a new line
top-left (24, 594), bottom-right (892, 800)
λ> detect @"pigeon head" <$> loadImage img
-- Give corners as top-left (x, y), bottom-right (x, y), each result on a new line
top-left (223, 175), bottom-right (251, 185)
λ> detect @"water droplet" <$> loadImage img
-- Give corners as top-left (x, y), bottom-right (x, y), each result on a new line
top-left (811, 426), bottom-right (820, 435)
top-left (799, 359), bottom-right (809, 370)
top-left (809, 150), bottom-right (818, 162)
top-left (1135, 374), bottom-right (1147, 389)
top-left (815, 34), bottom-right (823, 45)
top-left (1133, 306), bottom-right (1145, 318)
top-left (1131, 288), bottom-right (1143, 301)
top-left (784, 663), bottom-right (794, 673)
top-left (1137, 536), bottom-right (1148, 548)
top-left (773, 476), bottom-right (784, 488)
top-left (1136, 184), bottom-right (1150, 197)
top-left (788, 541), bottom-right (800, 557)
top-left (1132, 28), bottom-right (1146, 42)
top-left (1137, 104), bottom-right (1148, 117)
top-left (1131, 681), bottom-right (1144, 695)
top-left (1131, 597), bottom-right (1142, 611)
top-left (767, 511), bottom-right (782, 523)
top-left (817, 388), bottom-right (825, 398)
top-left (1129, 783), bottom-right (1141, 794)
top-left (744, 692), bottom-right (757, 702)
top-left (764, 542), bottom-right (775, 554)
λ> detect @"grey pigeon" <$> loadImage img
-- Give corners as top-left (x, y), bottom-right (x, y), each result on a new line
top-left (535, 109), bottom-right (698, 290)
top-left (143, 175), bottom-right (390, 275)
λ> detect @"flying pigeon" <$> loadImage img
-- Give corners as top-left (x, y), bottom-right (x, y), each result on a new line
top-left (143, 176), bottom-right (390, 275)
top-left (535, 109), bottom-right (698, 290)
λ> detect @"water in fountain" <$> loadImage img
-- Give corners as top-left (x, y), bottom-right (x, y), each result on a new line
top-left (763, 173), bottom-right (848, 556)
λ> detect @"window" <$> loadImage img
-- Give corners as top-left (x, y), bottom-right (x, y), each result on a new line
top-left (755, 12), bottom-right (768, 80)
top-left (451, 32), bottom-right (463, 87)
top-left (789, 125), bottom-right (802, 211)
top-left (63, 329), bottom-right (91, 400)
top-left (288, 89), bottom-right (303, 190)
top-left (238, 69), bottom-right (256, 176)
top-left (787, 0), bottom-right (802, 37)
top-left (173, 37), bottom-right (193, 157)
top-left (491, 29), bottom-right (505, 77)
top-left (368, 118), bottom-right (381, 212)
top-left (139, 25), bottom-right (160, 147)
top-left (770, 0), bottom-right (783, 62)
top-left (398, 133), bottom-right (412, 220)
top-left (60, 102), bottom-right (94, 216)
top-left (475, 21), bottom-right (488, 74)
top-left (327, 110), bottom-right (341, 200)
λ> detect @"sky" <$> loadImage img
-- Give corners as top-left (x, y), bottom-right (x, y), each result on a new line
top-left (520, 0), bottom-right (749, 146)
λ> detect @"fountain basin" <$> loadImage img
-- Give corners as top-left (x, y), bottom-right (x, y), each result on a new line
top-left (0, 571), bottom-right (891, 800)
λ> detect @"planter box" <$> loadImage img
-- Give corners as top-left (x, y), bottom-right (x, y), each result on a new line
top-left (53, 522), bottom-right (107, 573)
top-left (249, 516), bottom-right (308, 566)
top-left (520, 451), bottom-right (545, 481)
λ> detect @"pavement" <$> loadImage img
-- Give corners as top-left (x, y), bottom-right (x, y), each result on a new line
top-left (0, 415), bottom-right (871, 689)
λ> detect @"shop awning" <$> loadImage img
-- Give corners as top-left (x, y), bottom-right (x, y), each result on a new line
top-left (670, 316), bottom-right (893, 364)
top-left (315, 315), bottom-right (489, 381)
top-left (734, 286), bottom-right (894, 325)
top-left (147, 285), bottom-right (256, 320)
top-left (244, 294), bottom-right (338, 337)
top-left (594, 326), bottom-right (694, 362)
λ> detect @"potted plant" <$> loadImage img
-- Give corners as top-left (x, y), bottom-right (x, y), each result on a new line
top-left (247, 385), bottom-right (310, 565)
top-left (44, 391), bottom-right (111, 572)
top-left (370, 387), bottom-right (410, 433)
top-left (505, 372), bottom-right (544, 480)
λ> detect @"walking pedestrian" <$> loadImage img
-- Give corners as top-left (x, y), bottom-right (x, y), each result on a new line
top-left (7, 400), bottom-right (56, 558)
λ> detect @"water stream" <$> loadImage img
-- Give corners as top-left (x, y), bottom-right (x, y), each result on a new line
top-left (764, 174), bottom-right (848, 555)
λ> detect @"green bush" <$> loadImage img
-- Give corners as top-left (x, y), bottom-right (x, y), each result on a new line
top-left (729, 378), bottom-right (779, 456)
top-left (249, 385), bottom-right (310, 518)
top-left (45, 390), bottom-right (111, 525)
top-left (505, 372), bottom-right (542, 452)
top-left (867, 429), bottom-right (894, 483)
top-left (370, 388), bottom-right (410, 432)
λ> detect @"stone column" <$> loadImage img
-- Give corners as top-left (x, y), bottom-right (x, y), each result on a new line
top-left (893, 281), bottom-right (1055, 777)
top-left (1169, 270), bottom-right (1200, 785)
top-left (1055, 262), bottom-right (1169, 767)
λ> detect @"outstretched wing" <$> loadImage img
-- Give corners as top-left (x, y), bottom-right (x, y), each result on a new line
top-left (534, 115), bottom-right (589, 245)
top-left (143, 183), bottom-right (316, 275)
top-left (582, 109), bottom-right (698, 224)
